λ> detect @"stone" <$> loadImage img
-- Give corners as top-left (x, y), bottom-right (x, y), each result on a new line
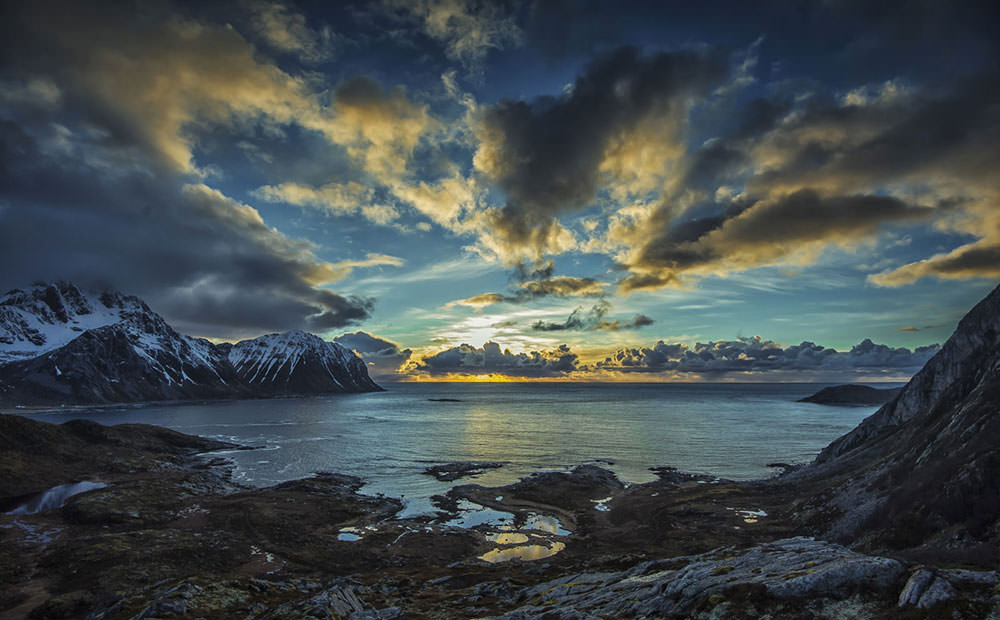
top-left (898, 568), bottom-right (935, 607)
top-left (916, 575), bottom-right (956, 609)
top-left (488, 537), bottom-right (905, 619)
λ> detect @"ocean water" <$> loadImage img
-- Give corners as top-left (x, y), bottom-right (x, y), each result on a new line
top-left (21, 382), bottom-right (886, 516)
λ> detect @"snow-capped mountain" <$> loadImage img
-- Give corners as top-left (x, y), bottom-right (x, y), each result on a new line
top-left (0, 281), bottom-right (141, 364)
top-left (0, 282), bottom-right (381, 405)
top-left (225, 330), bottom-right (380, 394)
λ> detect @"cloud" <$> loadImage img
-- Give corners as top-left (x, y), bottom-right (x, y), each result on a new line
top-left (407, 341), bottom-right (577, 378)
top-left (471, 46), bottom-right (725, 261)
top-left (334, 331), bottom-right (412, 379)
top-left (381, 0), bottom-right (523, 68)
top-left (531, 300), bottom-right (654, 332)
top-left (593, 337), bottom-right (939, 375)
top-left (5, 2), bottom-right (441, 218)
top-left (450, 293), bottom-right (509, 309)
top-left (0, 6), bottom-right (379, 339)
top-left (246, 0), bottom-right (336, 62)
top-left (621, 190), bottom-right (938, 291)
top-left (576, 58), bottom-right (1000, 291)
top-left (898, 326), bottom-right (920, 332)
top-left (0, 1), bottom-right (475, 338)
top-left (449, 275), bottom-right (606, 308)
top-left (3, 2), bottom-right (336, 175)
top-left (254, 181), bottom-right (401, 225)
top-left (324, 75), bottom-right (437, 179)
top-left (868, 239), bottom-right (1000, 287)
top-left (323, 253), bottom-right (406, 281)
top-left (0, 168), bottom-right (375, 336)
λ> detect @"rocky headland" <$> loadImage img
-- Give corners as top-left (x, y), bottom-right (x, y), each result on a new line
top-left (1, 285), bottom-right (998, 618)
top-left (798, 384), bottom-right (903, 405)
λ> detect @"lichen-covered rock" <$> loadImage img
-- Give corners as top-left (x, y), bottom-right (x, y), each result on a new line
top-left (489, 537), bottom-right (905, 619)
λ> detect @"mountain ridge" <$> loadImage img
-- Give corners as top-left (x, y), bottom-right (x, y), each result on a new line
top-left (796, 282), bottom-right (1000, 558)
top-left (0, 281), bottom-right (381, 405)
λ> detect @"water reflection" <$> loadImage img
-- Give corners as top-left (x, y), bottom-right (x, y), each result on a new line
top-left (485, 532), bottom-right (529, 544)
top-left (479, 541), bottom-right (566, 563)
top-left (337, 526), bottom-right (363, 541)
top-left (517, 512), bottom-right (571, 536)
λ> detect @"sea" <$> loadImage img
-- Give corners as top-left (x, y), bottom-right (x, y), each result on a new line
top-left (19, 382), bottom-right (887, 517)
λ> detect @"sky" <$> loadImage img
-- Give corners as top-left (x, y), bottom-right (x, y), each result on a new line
top-left (1, 0), bottom-right (998, 382)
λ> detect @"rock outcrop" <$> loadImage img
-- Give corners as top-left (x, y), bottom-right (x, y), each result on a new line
top-left (488, 537), bottom-right (906, 619)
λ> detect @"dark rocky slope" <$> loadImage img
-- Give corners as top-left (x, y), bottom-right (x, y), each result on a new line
top-left (0, 414), bottom-right (235, 505)
top-left (798, 383), bottom-right (902, 405)
top-left (797, 283), bottom-right (1000, 559)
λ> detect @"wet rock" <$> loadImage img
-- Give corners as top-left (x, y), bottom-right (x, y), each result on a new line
top-left (647, 466), bottom-right (715, 484)
top-left (430, 493), bottom-right (460, 513)
top-left (423, 462), bottom-right (505, 482)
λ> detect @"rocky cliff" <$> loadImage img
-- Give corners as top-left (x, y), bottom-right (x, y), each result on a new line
top-left (801, 283), bottom-right (1000, 556)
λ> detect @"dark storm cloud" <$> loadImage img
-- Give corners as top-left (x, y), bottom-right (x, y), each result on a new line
top-left (474, 45), bottom-right (726, 256)
top-left (452, 276), bottom-right (605, 307)
top-left (534, 0), bottom-right (1000, 92)
top-left (0, 151), bottom-right (375, 336)
top-left (602, 20), bottom-right (1000, 291)
top-left (740, 71), bottom-right (1000, 196)
top-left (452, 261), bottom-right (606, 307)
top-left (408, 342), bottom-right (578, 378)
top-left (531, 300), bottom-right (654, 332)
top-left (594, 337), bottom-right (939, 374)
top-left (622, 190), bottom-right (939, 291)
top-left (334, 331), bottom-right (412, 379)
top-left (0, 2), bottom-right (376, 338)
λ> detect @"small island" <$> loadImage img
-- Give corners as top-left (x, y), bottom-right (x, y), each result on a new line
top-left (799, 384), bottom-right (902, 406)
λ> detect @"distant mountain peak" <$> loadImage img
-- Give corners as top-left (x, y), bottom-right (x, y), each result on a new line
top-left (0, 280), bottom-right (150, 364)
top-left (0, 281), bottom-right (381, 405)
top-left (227, 328), bottom-right (376, 394)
